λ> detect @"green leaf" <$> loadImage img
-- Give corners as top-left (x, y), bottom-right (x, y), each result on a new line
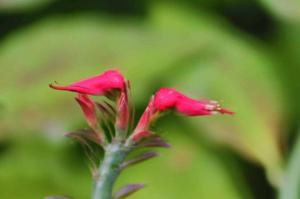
top-left (0, 0), bottom-right (55, 12)
top-left (257, 0), bottom-right (300, 23)
top-left (116, 123), bottom-right (253, 199)
top-left (151, 3), bottom-right (285, 186)
top-left (120, 151), bottom-right (158, 170)
top-left (113, 184), bottom-right (145, 199)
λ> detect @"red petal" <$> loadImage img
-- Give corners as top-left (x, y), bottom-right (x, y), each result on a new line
top-left (49, 70), bottom-right (126, 95)
top-left (75, 94), bottom-right (98, 129)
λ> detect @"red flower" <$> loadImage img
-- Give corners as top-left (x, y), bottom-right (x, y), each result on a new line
top-left (130, 88), bottom-right (233, 142)
top-left (154, 88), bottom-right (234, 116)
top-left (49, 70), bottom-right (126, 95)
top-left (153, 88), bottom-right (178, 111)
top-left (75, 94), bottom-right (98, 130)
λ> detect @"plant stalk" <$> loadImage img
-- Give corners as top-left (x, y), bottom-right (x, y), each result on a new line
top-left (92, 142), bottom-right (130, 199)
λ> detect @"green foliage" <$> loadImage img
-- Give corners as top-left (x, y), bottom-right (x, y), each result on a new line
top-left (152, 4), bottom-right (285, 185)
top-left (0, 0), bottom-right (299, 198)
top-left (0, 135), bottom-right (91, 198)
top-left (116, 122), bottom-right (252, 199)
top-left (258, 0), bottom-right (300, 23)
top-left (0, 0), bottom-right (55, 12)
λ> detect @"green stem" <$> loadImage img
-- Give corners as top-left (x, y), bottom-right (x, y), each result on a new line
top-left (92, 142), bottom-right (130, 199)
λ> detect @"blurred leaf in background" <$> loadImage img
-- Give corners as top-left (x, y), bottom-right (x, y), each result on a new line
top-left (0, 0), bottom-right (55, 12)
top-left (116, 121), bottom-right (253, 199)
top-left (150, 3), bottom-right (285, 186)
top-left (257, 0), bottom-right (300, 23)
top-left (0, 10), bottom-right (252, 199)
top-left (273, 23), bottom-right (300, 117)
top-left (0, 0), bottom-right (299, 198)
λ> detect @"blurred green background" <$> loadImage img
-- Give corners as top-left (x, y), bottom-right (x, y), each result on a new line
top-left (0, 0), bottom-right (299, 198)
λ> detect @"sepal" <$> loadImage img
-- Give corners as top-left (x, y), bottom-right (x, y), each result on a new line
top-left (113, 184), bottom-right (145, 199)
top-left (120, 151), bottom-right (158, 170)
top-left (137, 134), bottom-right (170, 148)
top-left (65, 129), bottom-right (102, 145)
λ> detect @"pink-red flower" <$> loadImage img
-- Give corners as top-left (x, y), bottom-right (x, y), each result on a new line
top-left (50, 69), bottom-right (233, 145)
top-left (154, 88), bottom-right (234, 116)
top-left (50, 70), bottom-right (131, 143)
top-left (49, 70), bottom-right (126, 95)
top-left (131, 88), bottom-right (233, 142)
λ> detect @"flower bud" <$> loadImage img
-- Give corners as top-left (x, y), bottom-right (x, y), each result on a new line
top-left (49, 70), bottom-right (126, 96)
top-left (130, 97), bottom-right (156, 142)
top-left (115, 83), bottom-right (130, 133)
top-left (75, 94), bottom-right (98, 130)
top-left (154, 88), bottom-right (234, 116)
top-left (130, 88), bottom-right (233, 142)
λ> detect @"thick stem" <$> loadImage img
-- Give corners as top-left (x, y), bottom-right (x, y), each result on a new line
top-left (92, 142), bottom-right (130, 199)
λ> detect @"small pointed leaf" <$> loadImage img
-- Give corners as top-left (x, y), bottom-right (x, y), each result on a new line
top-left (137, 134), bottom-right (170, 148)
top-left (96, 101), bottom-right (116, 118)
top-left (65, 129), bottom-right (102, 145)
top-left (113, 184), bottom-right (145, 199)
top-left (121, 151), bottom-right (158, 170)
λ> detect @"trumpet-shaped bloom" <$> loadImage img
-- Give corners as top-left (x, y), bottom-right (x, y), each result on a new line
top-left (49, 70), bottom-right (126, 95)
top-left (154, 88), bottom-right (234, 116)
top-left (131, 88), bottom-right (233, 142)
top-left (50, 70), bottom-right (233, 145)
